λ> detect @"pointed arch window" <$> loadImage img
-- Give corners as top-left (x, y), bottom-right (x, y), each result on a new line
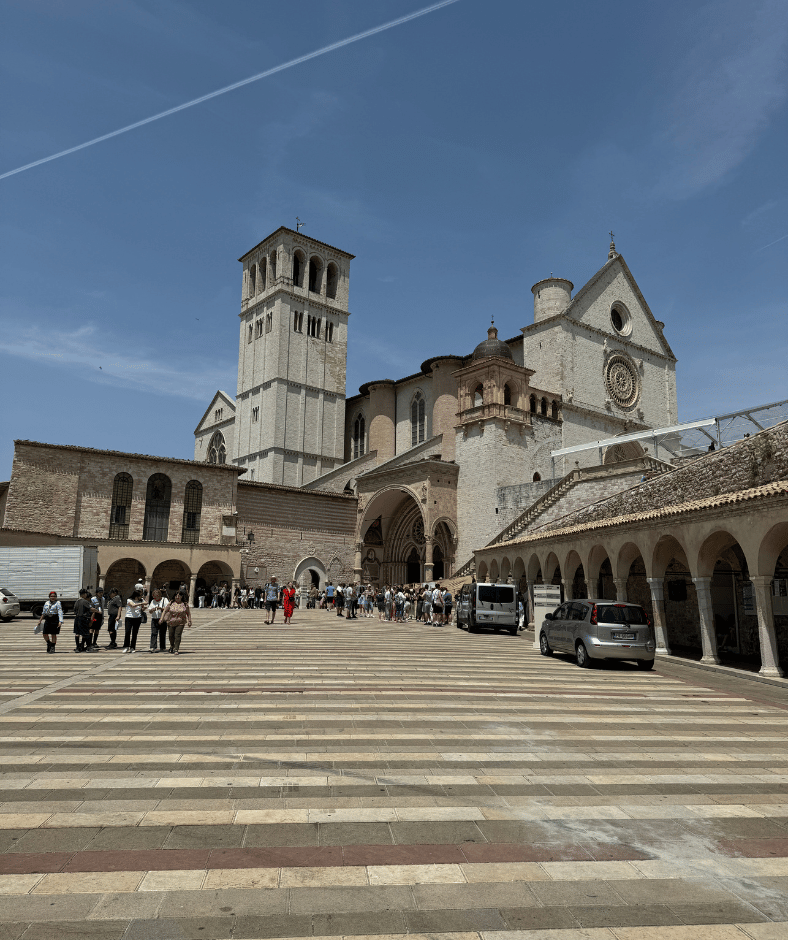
top-left (411, 392), bottom-right (426, 446)
top-left (529, 393), bottom-right (537, 413)
top-left (143, 473), bottom-right (171, 541)
top-left (504, 384), bottom-right (512, 406)
top-left (292, 250), bottom-right (305, 288)
top-left (181, 480), bottom-right (203, 544)
top-left (109, 472), bottom-right (133, 539)
top-left (473, 384), bottom-right (484, 408)
top-left (207, 431), bottom-right (226, 465)
top-left (249, 264), bottom-right (257, 296)
top-left (540, 397), bottom-right (547, 416)
top-left (353, 414), bottom-right (366, 459)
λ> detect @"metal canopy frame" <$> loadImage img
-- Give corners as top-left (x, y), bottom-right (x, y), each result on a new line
top-left (550, 398), bottom-right (788, 474)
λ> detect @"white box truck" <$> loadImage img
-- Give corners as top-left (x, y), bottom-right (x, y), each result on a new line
top-left (0, 546), bottom-right (99, 618)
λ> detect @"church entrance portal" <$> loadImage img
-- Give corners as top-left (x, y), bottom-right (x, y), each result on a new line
top-left (358, 487), bottom-right (455, 587)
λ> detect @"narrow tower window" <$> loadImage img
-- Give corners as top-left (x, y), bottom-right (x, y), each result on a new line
top-left (353, 414), bottom-right (366, 459)
top-left (473, 384), bottom-right (484, 408)
top-left (326, 263), bottom-right (338, 299)
top-left (504, 384), bottom-right (512, 406)
top-left (411, 392), bottom-right (426, 446)
top-left (249, 264), bottom-right (256, 296)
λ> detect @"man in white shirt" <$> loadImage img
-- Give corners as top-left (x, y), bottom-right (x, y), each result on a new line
top-left (344, 583), bottom-right (355, 619)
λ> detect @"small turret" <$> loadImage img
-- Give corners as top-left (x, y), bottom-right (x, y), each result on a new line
top-left (531, 276), bottom-right (573, 323)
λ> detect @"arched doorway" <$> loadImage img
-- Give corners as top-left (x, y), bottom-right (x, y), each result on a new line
top-left (104, 558), bottom-right (145, 601)
top-left (406, 547), bottom-right (421, 585)
top-left (196, 560), bottom-right (234, 605)
top-left (151, 560), bottom-right (191, 597)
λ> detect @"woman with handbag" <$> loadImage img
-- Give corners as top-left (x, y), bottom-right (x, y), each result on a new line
top-left (147, 590), bottom-right (169, 653)
top-left (161, 591), bottom-right (192, 654)
top-left (281, 581), bottom-right (297, 624)
top-left (37, 591), bottom-right (64, 654)
top-left (122, 590), bottom-right (146, 653)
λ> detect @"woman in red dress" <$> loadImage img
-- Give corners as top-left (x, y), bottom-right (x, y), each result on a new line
top-left (281, 581), bottom-right (297, 624)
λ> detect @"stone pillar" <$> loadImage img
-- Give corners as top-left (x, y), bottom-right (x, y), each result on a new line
top-left (143, 577), bottom-right (151, 601)
top-left (614, 578), bottom-right (628, 602)
top-left (751, 576), bottom-right (784, 677)
top-left (647, 578), bottom-right (671, 655)
top-left (561, 579), bottom-right (573, 602)
top-left (98, 573), bottom-right (106, 590)
top-left (353, 542), bottom-right (363, 583)
top-left (526, 580), bottom-right (535, 630)
top-left (189, 575), bottom-right (198, 606)
top-left (424, 537), bottom-right (434, 583)
top-left (692, 577), bottom-right (720, 664)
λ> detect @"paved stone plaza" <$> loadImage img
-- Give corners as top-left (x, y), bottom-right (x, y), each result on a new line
top-left (0, 608), bottom-right (787, 939)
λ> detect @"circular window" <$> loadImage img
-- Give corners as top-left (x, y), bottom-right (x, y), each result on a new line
top-left (610, 304), bottom-right (631, 336)
top-left (604, 354), bottom-right (640, 409)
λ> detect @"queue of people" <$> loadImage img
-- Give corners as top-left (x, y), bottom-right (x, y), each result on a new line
top-left (36, 583), bottom-right (193, 655)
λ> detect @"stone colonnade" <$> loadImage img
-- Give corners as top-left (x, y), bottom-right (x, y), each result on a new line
top-left (473, 501), bottom-right (788, 678)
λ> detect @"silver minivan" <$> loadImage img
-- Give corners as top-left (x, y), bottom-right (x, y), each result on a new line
top-left (539, 599), bottom-right (656, 669)
top-left (457, 582), bottom-right (519, 635)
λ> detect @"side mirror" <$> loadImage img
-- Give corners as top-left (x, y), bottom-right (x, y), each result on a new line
top-left (544, 612), bottom-right (553, 621)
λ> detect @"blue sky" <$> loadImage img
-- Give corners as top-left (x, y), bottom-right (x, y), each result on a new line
top-left (1, 0), bottom-right (787, 477)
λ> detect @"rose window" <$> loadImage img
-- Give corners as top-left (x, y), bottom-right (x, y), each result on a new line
top-left (605, 355), bottom-right (640, 409)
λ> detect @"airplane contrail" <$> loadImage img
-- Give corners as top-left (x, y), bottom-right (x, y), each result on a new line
top-left (755, 232), bottom-right (788, 252)
top-left (0, 0), bottom-right (461, 182)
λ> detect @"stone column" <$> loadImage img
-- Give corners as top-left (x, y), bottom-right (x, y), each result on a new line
top-left (751, 576), bottom-right (784, 677)
top-left (189, 575), bottom-right (198, 606)
top-left (614, 578), bottom-right (628, 603)
top-left (692, 577), bottom-right (720, 664)
top-left (98, 573), bottom-right (106, 590)
top-left (526, 580), bottom-right (535, 630)
top-left (143, 577), bottom-right (152, 601)
top-left (353, 542), bottom-right (363, 583)
top-left (424, 537), bottom-right (434, 583)
top-left (561, 579), bottom-right (573, 602)
top-left (647, 578), bottom-right (671, 655)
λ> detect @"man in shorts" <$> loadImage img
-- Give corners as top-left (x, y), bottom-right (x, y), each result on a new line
top-left (264, 577), bottom-right (279, 624)
top-left (422, 585), bottom-right (432, 623)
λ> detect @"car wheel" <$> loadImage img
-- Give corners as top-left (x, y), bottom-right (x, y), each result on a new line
top-left (539, 633), bottom-right (553, 656)
top-left (509, 624), bottom-right (518, 636)
top-left (31, 605), bottom-right (44, 620)
top-left (637, 658), bottom-right (655, 671)
top-left (576, 641), bottom-right (593, 668)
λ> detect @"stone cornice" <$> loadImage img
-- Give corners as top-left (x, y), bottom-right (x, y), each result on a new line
top-left (240, 288), bottom-right (351, 318)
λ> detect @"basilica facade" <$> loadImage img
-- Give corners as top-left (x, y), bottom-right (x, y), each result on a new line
top-left (195, 227), bottom-right (677, 587)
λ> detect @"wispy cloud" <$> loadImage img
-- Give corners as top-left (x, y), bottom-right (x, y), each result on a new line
top-left (654, 0), bottom-right (788, 199)
top-left (5, 321), bottom-right (235, 401)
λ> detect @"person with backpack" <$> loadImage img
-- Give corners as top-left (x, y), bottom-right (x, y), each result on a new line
top-left (443, 587), bottom-right (453, 625)
top-left (73, 589), bottom-right (94, 652)
top-left (105, 590), bottom-right (123, 648)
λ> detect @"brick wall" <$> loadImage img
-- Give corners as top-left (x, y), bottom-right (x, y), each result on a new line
top-left (236, 478), bottom-right (356, 588)
top-left (5, 442), bottom-right (239, 545)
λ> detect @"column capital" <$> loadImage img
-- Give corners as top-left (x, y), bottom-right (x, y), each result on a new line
top-left (750, 575), bottom-right (774, 587)
top-left (692, 576), bottom-right (712, 586)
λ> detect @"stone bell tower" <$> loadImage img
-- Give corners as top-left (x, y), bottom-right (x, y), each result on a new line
top-left (234, 227), bottom-right (355, 486)
top-left (453, 321), bottom-right (537, 563)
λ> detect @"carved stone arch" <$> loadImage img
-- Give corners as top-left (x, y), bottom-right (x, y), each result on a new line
top-left (430, 515), bottom-right (457, 540)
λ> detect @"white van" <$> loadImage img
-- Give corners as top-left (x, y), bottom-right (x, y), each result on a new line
top-left (456, 582), bottom-right (520, 635)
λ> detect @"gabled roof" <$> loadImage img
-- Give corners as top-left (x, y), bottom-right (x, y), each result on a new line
top-left (523, 254), bottom-right (676, 360)
top-left (193, 390), bottom-right (236, 435)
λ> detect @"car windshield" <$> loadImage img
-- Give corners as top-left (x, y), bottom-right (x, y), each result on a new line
top-left (478, 586), bottom-right (515, 604)
top-left (597, 604), bottom-right (648, 625)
